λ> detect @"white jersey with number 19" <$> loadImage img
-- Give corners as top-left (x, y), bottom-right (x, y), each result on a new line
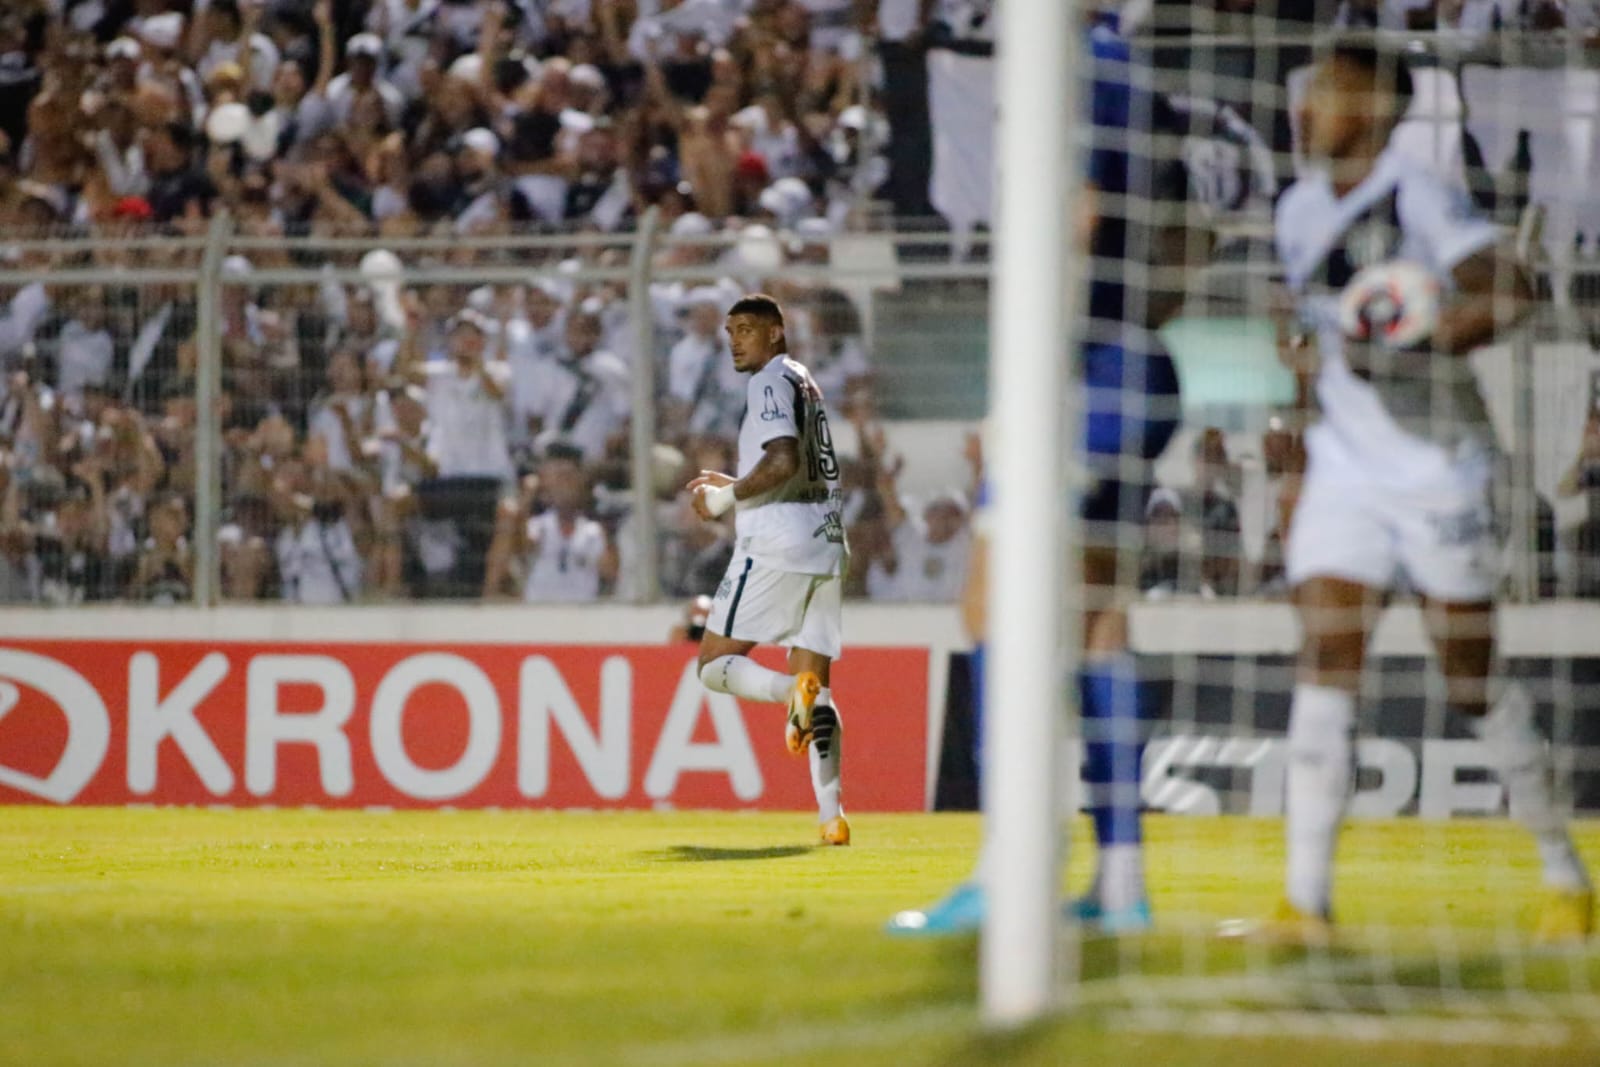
top-left (734, 356), bottom-right (848, 577)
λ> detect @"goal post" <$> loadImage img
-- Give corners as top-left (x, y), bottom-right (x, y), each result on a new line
top-left (980, 0), bottom-right (1081, 1028)
top-left (977, 0), bottom-right (1600, 1044)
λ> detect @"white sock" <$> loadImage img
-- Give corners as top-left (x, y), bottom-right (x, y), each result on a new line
top-left (1468, 682), bottom-right (1591, 891)
top-left (699, 655), bottom-right (793, 704)
top-left (1096, 843), bottom-right (1145, 913)
top-left (1285, 684), bottom-right (1356, 919)
top-left (809, 688), bottom-right (843, 822)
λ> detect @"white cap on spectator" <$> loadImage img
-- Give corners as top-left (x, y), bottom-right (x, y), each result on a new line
top-left (796, 216), bottom-right (832, 242)
top-left (837, 105), bottom-right (870, 131)
top-left (467, 286), bottom-right (496, 313)
top-left (669, 212), bottom-right (713, 238)
top-left (559, 108), bottom-right (596, 136)
top-left (529, 277), bottom-right (569, 302)
top-left (206, 102), bottom-right (251, 146)
top-left (139, 12), bottom-right (184, 51)
top-left (222, 255), bottom-right (254, 277)
top-left (462, 127), bottom-right (500, 158)
top-left (241, 110), bottom-right (282, 162)
top-left (735, 223), bottom-right (784, 274)
top-left (569, 64), bottom-right (606, 92)
top-left (107, 37), bottom-right (141, 61)
top-left (758, 177), bottom-right (813, 227)
top-left (449, 308), bottom-right (496, 336)
top-left (347, 33), bottom-right (383, 59)
top-left (683, 286), bottom-right (724, 311)
top-left (730, 105), bottom-right (768, 134)
top-left (756, 185), bottom-right (788, 220)
top-left (1146, 487), bottom-right (1182, 518)
top-left (448, 53), bottom-right (483, 82)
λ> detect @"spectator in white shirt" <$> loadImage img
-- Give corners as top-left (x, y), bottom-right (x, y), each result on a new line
top-left (664, 286), bottom-right (742, 442)
top-left (325, 33), bottom-right (405, 127)
top-left (194, 0), bottom-right (281, 94)
top-left (865, 454), bottom-right (972, 602)
top-left (412, 310), bottom-right (513, 482)
top-left (89, 98), bottom-right (147, 198)
top-left (794, 287), bottom-right (870, 410)
top-left (628, 0), bottom-right (739, 62)
top-left (53, 288), bottom-right (115, 413)
top-left (484, 442), bottom-right (618, 602)
top-left (527, 305), bottom-right (630, 464)
top-left (276, 491), bottom-right (364, 604)
top-left (505, 279), bottom-right (569, 452)
top-left (0, 282), bottom-right (50, 366)
top-left (401, 308), bottom-right (513, 597)
top-left (306, 345), bottom-right (372, 474)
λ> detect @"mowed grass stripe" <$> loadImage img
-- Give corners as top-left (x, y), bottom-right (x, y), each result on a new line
top-left (0, 809), bottom-right (1596, 1067)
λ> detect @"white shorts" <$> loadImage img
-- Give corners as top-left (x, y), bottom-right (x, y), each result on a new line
top-left (1286, 456), bottom-right (1497, 602)
top-left (705, 555), bottom-right (844, 660)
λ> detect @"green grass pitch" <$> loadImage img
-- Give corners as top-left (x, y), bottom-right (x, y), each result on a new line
top-left (2, 808), bottom-right (1598, 1067)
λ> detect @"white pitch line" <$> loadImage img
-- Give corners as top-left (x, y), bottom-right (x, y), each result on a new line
top-left (627, 934), bottom-right (1600, 1066)
top-left (620, 1003), bottom-right (976, 1067)
top-left (1105, 1006), bottom-right (1572, 1048)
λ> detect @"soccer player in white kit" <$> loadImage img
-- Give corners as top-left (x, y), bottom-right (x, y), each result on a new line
top-left (689, 294), bottom-right (852, 845)
top-left (1268, 40), bottom-right (1592, 941)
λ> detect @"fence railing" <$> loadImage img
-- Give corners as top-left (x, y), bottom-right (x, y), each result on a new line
top-left (0, 216), bottom-right (1596, 608)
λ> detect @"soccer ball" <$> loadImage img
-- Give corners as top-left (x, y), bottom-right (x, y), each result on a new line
top-left (1338, 260), bottom-right (1441, 350)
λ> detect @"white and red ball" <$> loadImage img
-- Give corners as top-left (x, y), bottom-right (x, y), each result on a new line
top-left (1337, 260), bottom-right (1441, 350)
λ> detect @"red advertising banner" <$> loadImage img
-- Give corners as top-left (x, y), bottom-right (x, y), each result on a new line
top-left (0, 642), bottom-right (929, 811)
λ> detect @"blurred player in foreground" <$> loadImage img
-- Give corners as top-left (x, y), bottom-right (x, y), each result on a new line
top-left (689, 295), bottom-right (852, 845)
top-left (889, 12), bottom-right (1217, 935)
top-left (1257, 40), bottom-right (1591, 942)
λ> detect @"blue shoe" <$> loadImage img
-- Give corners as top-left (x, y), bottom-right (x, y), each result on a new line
top-left (1093, 899), bottom-right (1153, 935)
top-left (1066, 895), bottom-right (1102, 923)
top-left (885, 882), bottom-right (984, 936)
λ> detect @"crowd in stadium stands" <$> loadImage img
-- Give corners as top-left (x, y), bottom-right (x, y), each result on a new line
top-left (0, 0), bottom-right (988, 605)
top-left (1330, 0), bottom-right (1598, 35)
top-left (0, 0), bottom-right (1593, 606)
top-left (1559, 407), bottom-right (1600, 597)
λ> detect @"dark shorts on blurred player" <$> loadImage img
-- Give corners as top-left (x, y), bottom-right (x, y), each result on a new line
top-left (1080, 341), bottom-right (1182, 555)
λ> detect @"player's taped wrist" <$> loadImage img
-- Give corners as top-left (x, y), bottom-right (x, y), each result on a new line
top-left (702, 482), bottom-right (737, 517)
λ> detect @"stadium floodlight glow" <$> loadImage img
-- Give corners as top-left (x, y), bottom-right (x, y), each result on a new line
top-left (981, 0), bottom-right (1080, 1029)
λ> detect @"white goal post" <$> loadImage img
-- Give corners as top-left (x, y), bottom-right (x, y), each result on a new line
top-left (980, 0), bottom-right (1080, 1028)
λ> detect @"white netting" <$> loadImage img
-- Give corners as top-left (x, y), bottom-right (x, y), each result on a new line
top-left (1032, 2), bottom-right (1600, 1041)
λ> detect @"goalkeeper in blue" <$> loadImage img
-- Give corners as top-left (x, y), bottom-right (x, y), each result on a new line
top-left (888, 12), bottom-right (1223, 937)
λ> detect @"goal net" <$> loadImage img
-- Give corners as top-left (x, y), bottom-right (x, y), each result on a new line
top-left (987, 1), bottom-right (1600, 1044)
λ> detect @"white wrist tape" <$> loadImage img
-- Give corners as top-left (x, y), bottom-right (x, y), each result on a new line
top-left (702, 482), bottom-right (737, 517)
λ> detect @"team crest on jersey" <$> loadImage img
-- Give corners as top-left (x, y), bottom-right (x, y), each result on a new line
top-left (812, 511), bottom-right (845, 545)
top-left (1309, 192), bottom-right (1403, 291)
top-left (759, 386), bottom-right (785, 422)
top-left (1345, 217), bottom-right (1397, 271)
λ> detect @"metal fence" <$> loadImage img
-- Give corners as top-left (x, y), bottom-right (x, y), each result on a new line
top-left (0, 217), bottom-right (1000, 608)
top-left (0, 213), bottom-right (1594, 610)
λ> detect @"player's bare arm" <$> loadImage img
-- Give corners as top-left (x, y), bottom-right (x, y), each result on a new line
top-left (1433, 242), bottom-right (1536, 356)
top-left (688, 438), bottom-right (799, 521)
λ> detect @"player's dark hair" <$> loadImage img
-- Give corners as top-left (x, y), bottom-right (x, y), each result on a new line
top-left (543, 440), bottom-right (585, 466)
top-left (727, 294), bottom-right (787, 353)
top-left (1326, 37), bottom-right (1415, 112)
top-left (727, 294), bottom-right (785, 328)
